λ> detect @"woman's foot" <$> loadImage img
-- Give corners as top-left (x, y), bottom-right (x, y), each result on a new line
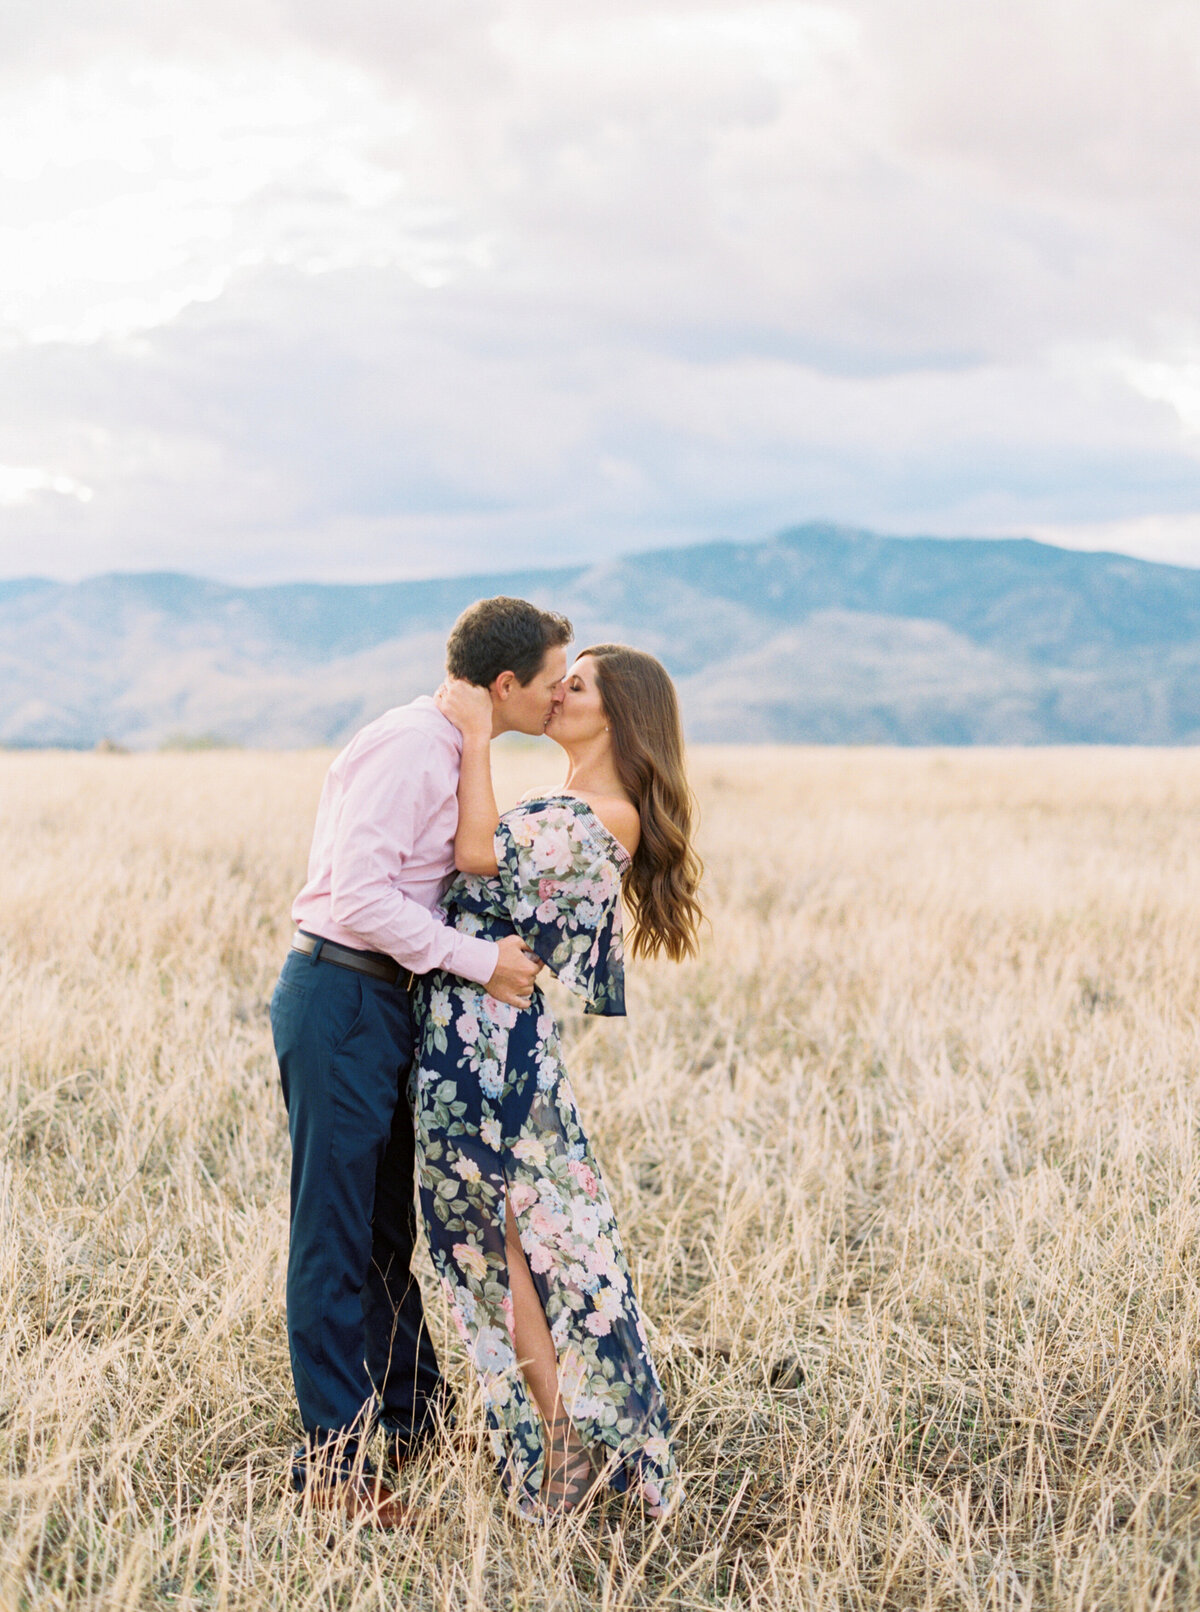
top-left (539, 1410), bottom-right (597, 1517)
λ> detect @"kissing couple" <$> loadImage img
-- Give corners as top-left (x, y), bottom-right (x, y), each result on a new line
top-left (269, 596), bottom-right (702, 1526)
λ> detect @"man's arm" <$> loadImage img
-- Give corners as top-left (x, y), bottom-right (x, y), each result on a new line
top-left (325, 726), bottom-right (543, 1008)
top-left (327, 735), bottom-right (499, 983)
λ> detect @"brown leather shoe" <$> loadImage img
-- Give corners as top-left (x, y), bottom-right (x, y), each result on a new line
top-left (305, 1475), bottom-right (414, 1530)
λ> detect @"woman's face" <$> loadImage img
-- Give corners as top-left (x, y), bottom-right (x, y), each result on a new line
top-left (545, 655), bottom-right (609, 747)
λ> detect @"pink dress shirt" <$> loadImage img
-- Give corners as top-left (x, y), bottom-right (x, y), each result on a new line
top-left (292, 697), bottom-right (499, 985)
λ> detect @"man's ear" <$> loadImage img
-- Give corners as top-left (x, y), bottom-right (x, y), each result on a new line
top-left (491, 670), bottom-right (517, 703)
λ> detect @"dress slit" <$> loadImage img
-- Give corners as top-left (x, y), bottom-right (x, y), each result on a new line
top-left (503, 1173), bottom-right (606, 1480)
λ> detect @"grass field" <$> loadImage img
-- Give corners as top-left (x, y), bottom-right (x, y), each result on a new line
top-left (3, 745), bottom-right (1200, 1611)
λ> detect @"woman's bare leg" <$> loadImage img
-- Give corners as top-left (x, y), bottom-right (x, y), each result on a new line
top-left (504, 1196), bottom-right (592, 1507)
top-left (504, 1196), bottom-right (561, 1419)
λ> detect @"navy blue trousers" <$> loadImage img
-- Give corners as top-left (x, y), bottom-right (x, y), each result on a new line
top-left (270, 943), bottom-right (444, 1476)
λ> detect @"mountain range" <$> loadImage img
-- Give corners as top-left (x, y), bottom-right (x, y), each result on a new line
top-left (5, 523), bottom-right (1200, 747)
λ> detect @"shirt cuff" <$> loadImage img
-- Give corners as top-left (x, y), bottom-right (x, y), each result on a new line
top-left (447, 931), bottom-right (499, 986)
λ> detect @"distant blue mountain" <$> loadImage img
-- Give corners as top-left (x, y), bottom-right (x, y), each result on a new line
top-left (6, 523), bottom-right (1200, 746)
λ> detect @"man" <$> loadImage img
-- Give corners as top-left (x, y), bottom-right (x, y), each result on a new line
top-left (269, 595), bottom-right (572, 1526)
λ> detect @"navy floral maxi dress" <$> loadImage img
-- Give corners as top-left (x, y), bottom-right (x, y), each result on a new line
top-left (410, 796), bottom-right (680, 1517)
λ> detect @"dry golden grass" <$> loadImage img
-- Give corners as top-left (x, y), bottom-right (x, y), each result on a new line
top-left (4, 744), bottom-right (1200, 1610)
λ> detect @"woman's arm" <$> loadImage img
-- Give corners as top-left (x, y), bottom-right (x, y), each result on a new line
top-left (435, 679), bottom-right (501, 874)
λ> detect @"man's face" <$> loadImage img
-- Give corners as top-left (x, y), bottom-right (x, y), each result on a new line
top-left (496, 646), bottom-right (568, 735)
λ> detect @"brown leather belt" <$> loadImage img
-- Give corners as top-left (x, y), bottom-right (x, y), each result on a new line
top-left (291, 931), bottom-right (402, 985)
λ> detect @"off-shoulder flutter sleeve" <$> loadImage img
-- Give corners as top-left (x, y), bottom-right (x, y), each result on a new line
top-left (492, 800), bottom-right (627, 1016)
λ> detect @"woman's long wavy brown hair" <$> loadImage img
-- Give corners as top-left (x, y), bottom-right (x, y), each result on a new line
top-left (581, 644), bottom-right (703, 962)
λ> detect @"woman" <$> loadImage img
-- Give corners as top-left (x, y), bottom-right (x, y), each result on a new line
top-left (410, 644), bottom-right (702, 1520)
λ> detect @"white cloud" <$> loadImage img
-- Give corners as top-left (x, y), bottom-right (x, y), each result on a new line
top-left (1, 0), bottom-right (1200, 579)
top-left (0, 51), bottom-right (487, 346)
top-left (1118, 354), bottom-right (1200, 437)
top-left (0, 465), bottom-right (93, 507)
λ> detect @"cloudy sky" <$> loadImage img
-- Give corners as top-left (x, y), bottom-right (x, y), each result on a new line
top-left (2, 0), bottom-right (1200, 582)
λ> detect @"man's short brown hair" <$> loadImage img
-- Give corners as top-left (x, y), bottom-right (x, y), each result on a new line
top-left (445, 596), bottom-right (573, 687)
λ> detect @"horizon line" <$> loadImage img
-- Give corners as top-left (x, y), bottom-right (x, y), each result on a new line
top-left (4, 522), bottom-right (1197, 591)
